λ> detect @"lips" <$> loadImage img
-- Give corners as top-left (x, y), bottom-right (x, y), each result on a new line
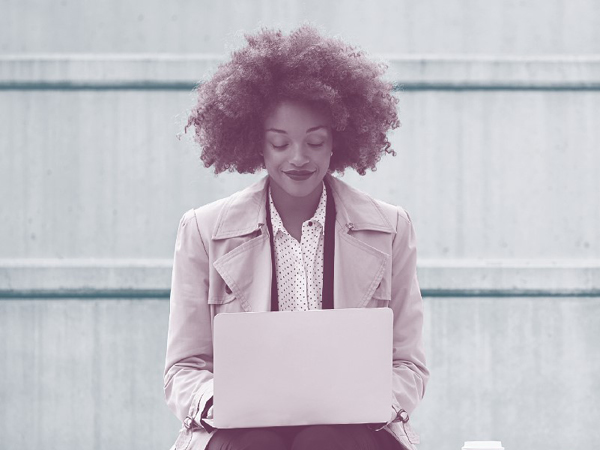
top-left (283, 170), bottom-right (315, 181)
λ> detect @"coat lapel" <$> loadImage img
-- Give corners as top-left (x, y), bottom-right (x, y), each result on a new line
top-left (327, 175), bottom-right (395, 308)
top-left (212, 227), bottom-right (272, 312)
top-left (212, 177), bottom-right (272, 312)
top-left (333, 225), bottom-right (390, 308)
top-left (211, 174), bottom-right (396, 311)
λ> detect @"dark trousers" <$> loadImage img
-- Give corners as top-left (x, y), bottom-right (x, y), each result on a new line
top-left (206, 424), bottom-right (402, 450)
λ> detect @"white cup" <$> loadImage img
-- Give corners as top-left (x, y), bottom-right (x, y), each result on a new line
top-left (462, 441), bottom-right (504, 450)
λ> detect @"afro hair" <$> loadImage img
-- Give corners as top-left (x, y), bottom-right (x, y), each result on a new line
top-left (185, 24), bottom-right (400, 175)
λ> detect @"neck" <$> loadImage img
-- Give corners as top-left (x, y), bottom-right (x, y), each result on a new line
top-left (269, 178), bottom-right (324, 224)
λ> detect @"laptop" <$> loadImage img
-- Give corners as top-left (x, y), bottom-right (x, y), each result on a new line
top-left (212, 308), bottom-right (392, 428)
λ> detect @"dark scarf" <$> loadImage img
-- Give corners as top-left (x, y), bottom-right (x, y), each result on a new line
top-left (265, 179), bottom-right (336, 311)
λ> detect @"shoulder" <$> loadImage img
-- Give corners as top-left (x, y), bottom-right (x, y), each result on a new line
top-left (371, 196), bottom-right (412, 228)
top-left (177, 194), bottom-right (229, 226)
top-left (192, 195), bottom-right (231, 226)
top-left (370, 197), bottom-right (414, 242)
top-left (178, 175), bottom-right (268, 240)
top-left (327, 175), bottom-right (413, 234)
top-left (175, 197), bottom-right (231, 249)
top-left (177, 193), bottom-right (236, 243)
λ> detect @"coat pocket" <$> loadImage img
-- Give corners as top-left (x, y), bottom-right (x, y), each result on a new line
top-left (208, 290), bottom-right (243, 314)
top-left (368, 277), bottom-right (392, 307)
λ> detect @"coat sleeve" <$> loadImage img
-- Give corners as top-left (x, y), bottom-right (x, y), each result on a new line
top-left (163, 209), bottom-right (214, 427)
top-left (388, 208), bottom-right (429, 419)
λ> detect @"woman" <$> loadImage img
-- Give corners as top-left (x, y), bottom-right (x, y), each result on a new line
top-left (164, 25), bottom-right (429, 450)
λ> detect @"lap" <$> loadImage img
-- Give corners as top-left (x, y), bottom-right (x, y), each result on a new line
top-left (207, 424), bottom-right (401, 450)
top-left (206, 427), bottom-right (287, 450)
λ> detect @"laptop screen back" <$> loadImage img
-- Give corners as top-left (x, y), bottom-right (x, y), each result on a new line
top-left (213, 308), bottom-right (392, 428)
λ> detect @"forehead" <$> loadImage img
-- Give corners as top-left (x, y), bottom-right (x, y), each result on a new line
top-left (264, 100), bottom-right (331, 130)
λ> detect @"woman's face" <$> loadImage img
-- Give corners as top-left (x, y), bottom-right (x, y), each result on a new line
top-left (262, 100), bottom-right (333, 199)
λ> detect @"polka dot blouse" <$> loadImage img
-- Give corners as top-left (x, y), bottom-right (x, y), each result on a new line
top-left (268, 183), bottom-right (327, 311)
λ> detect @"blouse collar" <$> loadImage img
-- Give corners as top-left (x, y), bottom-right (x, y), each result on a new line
top-left (268, 181), bottom-right (327, 237)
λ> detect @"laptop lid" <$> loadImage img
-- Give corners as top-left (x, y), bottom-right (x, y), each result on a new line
top-left (213, 308), bottom-right (392, 428)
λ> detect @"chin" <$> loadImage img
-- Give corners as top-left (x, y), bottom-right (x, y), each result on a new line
top-left (282, 183), bottom-right (319, 198)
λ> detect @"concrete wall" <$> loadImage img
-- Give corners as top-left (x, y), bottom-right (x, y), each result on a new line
top-left (2, 0), bottom-right (600, 55)
top-left (2, 1), bottom-right (600, 450)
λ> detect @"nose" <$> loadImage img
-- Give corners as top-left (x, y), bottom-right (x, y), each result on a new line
top-left (289, 143), bottom-right (310, 167)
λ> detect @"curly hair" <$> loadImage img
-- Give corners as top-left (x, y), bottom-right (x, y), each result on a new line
top-left (185, 24), bottom-right (400, 175)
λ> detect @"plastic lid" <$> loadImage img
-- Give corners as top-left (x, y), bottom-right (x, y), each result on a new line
top-left (462, 442), bottom-right (503, 450)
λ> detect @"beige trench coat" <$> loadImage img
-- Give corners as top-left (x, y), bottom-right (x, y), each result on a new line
top-left (164, 173), bottom-right (429, 450)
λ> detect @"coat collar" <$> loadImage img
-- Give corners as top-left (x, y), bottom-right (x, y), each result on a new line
top-left (211, 173), bottom-right (396, 240)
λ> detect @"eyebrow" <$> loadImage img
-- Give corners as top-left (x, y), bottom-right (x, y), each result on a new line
top-left (265, 125), bottom-right (328, 134)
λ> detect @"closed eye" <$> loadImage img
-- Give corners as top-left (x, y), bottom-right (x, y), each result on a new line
top-left (308, 142), bottom-right (324, 148)
top-left (272, 143), bottom-right (289, 149)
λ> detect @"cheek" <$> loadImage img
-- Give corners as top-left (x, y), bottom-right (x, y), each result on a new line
top-left (262, 149), bottom-right (281, 172)
top-left (317, 147), bottom-right (333, 168)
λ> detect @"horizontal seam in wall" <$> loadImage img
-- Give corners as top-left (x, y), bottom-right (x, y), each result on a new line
top-left (2, 82), bottom-right (600, 91)
top-left (2, 54), bottom-right (600, 91)
top-left (3, 259), bottom-right (600, 298)
top-left (2, 289), bottom-right (600, 300)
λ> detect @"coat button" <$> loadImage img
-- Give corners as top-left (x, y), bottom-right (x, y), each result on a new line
top-left (225, 284), bottom-right (232, 294)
